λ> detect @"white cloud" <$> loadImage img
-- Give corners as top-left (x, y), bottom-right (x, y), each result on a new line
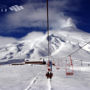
top-left (22, 31), bottom-right (44, 41)
top-left (7, 3), bottom-right (76, 30)
top-left (9, 5), bottom-right (24, 12)
top-left (0, 37), bottom-right (17, 47)
top-left (0, 0), bottom-right (84, 48)
top-left (0, 8), bottom-right (8, 12)
top-left (0, 0), bottom-right (81, 33)
top-left (52, 17), bottom-right (75, 29)
top-left (0, 32), bottom-right (45, 48)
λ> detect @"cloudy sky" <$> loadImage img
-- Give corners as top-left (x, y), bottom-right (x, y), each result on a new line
top-left (0, 0), bottom-right (90, 46)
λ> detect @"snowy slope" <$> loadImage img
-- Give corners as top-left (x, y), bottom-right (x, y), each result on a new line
top-left (0, 27), bottom-right (90, 90)
top-left (0, 65), bottom-right (90, 90)
top-left (0, 27), bottom-right (90, 62)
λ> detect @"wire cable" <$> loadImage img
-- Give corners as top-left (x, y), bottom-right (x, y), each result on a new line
top-left (67, 41), bottom-right (90, 57)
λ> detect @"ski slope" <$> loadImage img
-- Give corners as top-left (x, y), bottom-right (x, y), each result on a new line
top-left (0, 64), bottom-right (90, 90)
top-left (0, 28), bottom-right (90, 90)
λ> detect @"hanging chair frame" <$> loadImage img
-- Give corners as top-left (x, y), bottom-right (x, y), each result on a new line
top-left (66, 56), bottom-right (74, 76)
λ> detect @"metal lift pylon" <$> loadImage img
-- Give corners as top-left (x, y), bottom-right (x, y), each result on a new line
top-left (46, 0), bottom-right (53, 79)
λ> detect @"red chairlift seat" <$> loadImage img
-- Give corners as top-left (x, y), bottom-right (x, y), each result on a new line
top-left (56, 66), bottom-right (60, 70)
top-left (66, 56), bottom-right (74, 76)
top-left (56, 59), bottom-right (60, 70)
top-left (66, 72), bottom-right (74, 75)
top-left (66, 66), bottom-right (74, 76)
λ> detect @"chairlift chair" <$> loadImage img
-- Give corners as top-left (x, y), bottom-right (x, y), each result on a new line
top-left (66, 56), bottom-right (74, 76)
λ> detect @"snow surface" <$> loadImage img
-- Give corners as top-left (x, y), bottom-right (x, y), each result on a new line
top-left (0, 28), bottom-right (90, 90)
top-left (0, 65), bottom-right (90, 90)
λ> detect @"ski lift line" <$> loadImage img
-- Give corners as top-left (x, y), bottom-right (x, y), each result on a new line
top-left (46, 0), bottom-right (50, 59)
top-left (67, 41), bottom-right (90, 57)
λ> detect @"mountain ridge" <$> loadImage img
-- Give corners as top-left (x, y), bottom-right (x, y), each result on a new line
top-left (0, 28), bottom-right (90, 62)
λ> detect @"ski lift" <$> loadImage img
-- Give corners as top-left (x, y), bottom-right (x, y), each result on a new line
top-left (56, 66), bottom-right (60, 70)
top-left (66, 55), bottom-right (74, 76)
top-left (46, 60), bottom-right (53, 79)
top-left (56, 59), bottom-right (60, 70)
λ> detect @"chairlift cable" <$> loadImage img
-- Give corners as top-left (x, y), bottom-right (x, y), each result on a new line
top-left (67, 41), bottom-right (90, 57)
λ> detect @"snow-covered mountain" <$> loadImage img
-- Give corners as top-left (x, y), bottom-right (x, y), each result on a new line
top-left (0, 27), bottom-right (90, 62)
top-left (0, 27), bottom-right (90, 90)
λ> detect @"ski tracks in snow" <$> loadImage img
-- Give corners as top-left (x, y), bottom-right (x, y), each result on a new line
top-left (24, 72), bottom-right (53, 90)
top-left (47, 79), bottom-right (53, 90)
top-left (24, 72), bottom-right (41, 90)
top-left (47, 79), bottom-right (51, 90)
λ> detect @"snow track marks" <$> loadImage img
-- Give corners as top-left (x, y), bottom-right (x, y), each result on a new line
top-left (25, 72), bottom-right (41, 90)
top-left (48, 79), bottom-right (53, 90)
